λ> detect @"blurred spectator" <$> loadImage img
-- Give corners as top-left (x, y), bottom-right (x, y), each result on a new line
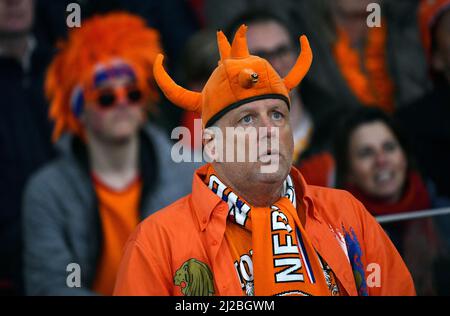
top-left (0, 0), bottom-right (55, 295)
top-left (225, 10), bottom-right (315, 163)
top-left (396, 0), bottom-right (450, 199)
top-left (292, 0), bottom-right (429, 113)
top-left (34, 0), bottom-right (201, 67)
top-left (333, 107), bottom-right (450, 295)
top-left (334, 108), bottom-right (429, 213)
top-left (22, 13), bottom-right (196, 295)
top-left (331, 0), bottom-right (395, 112)
top-left (33, 0), bottom-right (202, 132)
top-left (206, 0), bottom-right (429, 113)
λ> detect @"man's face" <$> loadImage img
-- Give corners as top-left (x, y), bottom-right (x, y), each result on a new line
top-left (432, 9), bottom-right (450, 85)
top-left (0, 0), bottom-right (33, 37)
top-left (81, 72), bottom-right (146, 144)
top-left (205, 98), bottom-right (294, 188)
top-left (246, 21), bottom-right (296, 78)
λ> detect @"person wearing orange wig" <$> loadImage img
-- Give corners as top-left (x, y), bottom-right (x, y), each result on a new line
top-left (22, 12), bottom-right (196, 295)
top-left (114, 25), bottom-right (415, 296)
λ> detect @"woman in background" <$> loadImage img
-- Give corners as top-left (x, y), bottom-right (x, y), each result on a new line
top-left (333, 107), bottom-right (449, 295)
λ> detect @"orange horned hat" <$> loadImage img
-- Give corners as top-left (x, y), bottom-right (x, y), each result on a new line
top-left (153, 24), bottom-right (313, 128)
top-left (45, 12), bottom-right (162, 142)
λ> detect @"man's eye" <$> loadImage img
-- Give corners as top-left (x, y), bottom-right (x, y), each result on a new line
top-left (240, 115), bottom-right (253, 124)
top-left (272, 111), bottom-right (283, 120)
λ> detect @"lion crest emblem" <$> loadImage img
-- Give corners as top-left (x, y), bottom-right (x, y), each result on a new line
top-left (174, 259), bottom-right (215, 296)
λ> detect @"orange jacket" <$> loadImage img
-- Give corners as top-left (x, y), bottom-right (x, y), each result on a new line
top-left (114, 164), bottom-right (415, 296)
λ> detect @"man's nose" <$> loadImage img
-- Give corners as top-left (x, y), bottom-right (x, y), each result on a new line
top-left (258, 115), bottom-right (278, 141)
top-left (259, 114), bottom-right (274, 129)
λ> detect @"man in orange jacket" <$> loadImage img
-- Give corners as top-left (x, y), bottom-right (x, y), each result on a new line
top-left (114, 25), bottom-right (415, 296)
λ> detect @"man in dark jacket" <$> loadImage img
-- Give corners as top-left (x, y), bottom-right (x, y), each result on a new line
top-left (0, 0), bottom-right (55, 295)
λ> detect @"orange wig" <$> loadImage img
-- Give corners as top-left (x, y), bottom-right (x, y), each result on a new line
top-left (45, 12), bottom-right (162, 142)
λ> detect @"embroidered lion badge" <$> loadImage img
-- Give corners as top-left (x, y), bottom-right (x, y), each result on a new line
top-left (174, 259), bottom-right (215, 296)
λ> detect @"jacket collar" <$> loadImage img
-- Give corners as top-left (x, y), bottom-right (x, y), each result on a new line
top-left (191, 164), bottom-right (224, 231)
top-left (191, 163), bottom-right (320, 231)
top-left (289, 166), bottom-right (321, 221)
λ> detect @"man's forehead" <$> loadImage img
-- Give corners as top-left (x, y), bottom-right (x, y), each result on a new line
top-left (222, 98), bottom-right (289, 119)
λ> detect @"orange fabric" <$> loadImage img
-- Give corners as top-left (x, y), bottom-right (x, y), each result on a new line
top-left (153, 24), bottom-right (313, 128)
top-left (114, 164), bottom-right (416, 296)
top-left (333, 23), bottom-right (395, 113)
top-left (92, 175), bottom-right (142, 296)
top-left (297, 152), bottom-right (335, 187)
top-left (252, 198), bottom-right (330, 296)
top-left (223, 222), bottom-right (253, 295)
top-left (45, 12), bottom-right (162, 142)
top-left (203, 165), bottom-right (333, 296)
top-left (418, 0), bottom-right (450, 61)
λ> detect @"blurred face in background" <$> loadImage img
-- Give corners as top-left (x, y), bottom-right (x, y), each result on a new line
top-left (346, 121), bottom-right (407, 203)
top-left (432, 9), bottom-right (450, 84)
top-left (81, 63), bottom-right (147, 144)
top-left (333, 0), bottom-right (377, 18)
top-left (0, 0), bottom-right (33, 37)
top-left (246, 20), bottom-right (296, 78)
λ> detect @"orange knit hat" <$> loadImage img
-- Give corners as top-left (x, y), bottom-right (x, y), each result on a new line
top-left (153, 24), bottom-right (312, 128)
top-left (45, 12), bottom-right (162, 142)
top-left (418, 0), bottom-right (450, 61)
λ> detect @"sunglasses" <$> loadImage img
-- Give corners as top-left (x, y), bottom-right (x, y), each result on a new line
top-left (88, 85), bottom-right (145, 109)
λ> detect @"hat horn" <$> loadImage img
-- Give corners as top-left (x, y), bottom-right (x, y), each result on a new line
top-left (283, 35), bottom-right (313, 91)
top-left (153, 54), bottom-right (202, 112)
top-left (230, 24), bottom-right (250, 58)
top-left (217, 30), bottom-right (231, 61)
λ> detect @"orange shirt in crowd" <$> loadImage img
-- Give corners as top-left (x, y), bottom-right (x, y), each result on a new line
top-left (298, 152), bottom-right (335, 187)
top-left (91, 174), bottom-right (142, 295)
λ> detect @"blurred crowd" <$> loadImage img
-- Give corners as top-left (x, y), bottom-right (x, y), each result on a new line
top-left (0, 0), bottom-right (449, 296)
